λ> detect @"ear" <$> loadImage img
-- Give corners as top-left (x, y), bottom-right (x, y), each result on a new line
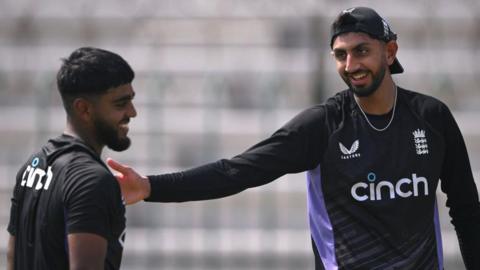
top-left (385, 41), bottom-right (398, 66)
top-left (71, 97), bottom-right (93, 122)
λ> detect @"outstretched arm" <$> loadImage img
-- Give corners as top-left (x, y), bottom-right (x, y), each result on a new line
top-left (106, 158), bottom-right (151, 205)
top-left (107, 106), bottom-right (328, 203)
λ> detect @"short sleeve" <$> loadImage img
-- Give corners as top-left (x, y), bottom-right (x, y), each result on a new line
top-left (62, 161), bottom-right (121, 239)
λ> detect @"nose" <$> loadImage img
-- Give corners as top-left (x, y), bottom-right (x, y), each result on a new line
top-left (128, 102), bottom-right (137, 118)
top-left (344, 54), bottom-right (359, 74)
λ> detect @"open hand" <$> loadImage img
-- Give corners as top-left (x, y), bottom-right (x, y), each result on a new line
top-left (106, 158), bottom-right (151, 205)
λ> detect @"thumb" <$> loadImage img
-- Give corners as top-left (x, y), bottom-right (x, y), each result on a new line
top-left (106, 158), bottom-right (129, 174)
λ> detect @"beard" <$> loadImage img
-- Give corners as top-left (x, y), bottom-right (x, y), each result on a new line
top-left (93, 116), bottom-right (131, 152)
top-left (343, 62), bottom-right (387, 97)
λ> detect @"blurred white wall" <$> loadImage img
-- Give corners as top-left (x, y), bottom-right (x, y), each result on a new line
top-left (1, 0), bottom-right (479, 269)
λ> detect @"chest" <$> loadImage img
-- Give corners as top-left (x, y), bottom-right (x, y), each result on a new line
top-left (321, 106), bottom-right (445, 201)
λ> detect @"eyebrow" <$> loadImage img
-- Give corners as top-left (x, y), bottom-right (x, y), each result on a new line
top-left (113, 92), bottom-right (135, 103)
top-left (333, 42), bottom-right (370, 53)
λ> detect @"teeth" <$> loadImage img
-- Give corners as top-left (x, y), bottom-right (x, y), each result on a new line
top-left (352, 72), bottom-right (367, 80)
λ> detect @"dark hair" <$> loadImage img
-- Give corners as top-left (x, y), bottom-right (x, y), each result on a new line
top-left (56, 47), bottom-right (135, 115)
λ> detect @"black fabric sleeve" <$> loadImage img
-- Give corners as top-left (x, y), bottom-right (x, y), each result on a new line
top-left (7, 196), bottom-right (17, 235)
top-left (7, 185), bottom-right (19, 235)
top-left (146, 105), bottom-right (329, 202)
top-left (438, 105), bottom-right (480, 270)
top-left (62, 161), bottom-right (119, 239)
top-left (7, 164), bottom-right (29, 235)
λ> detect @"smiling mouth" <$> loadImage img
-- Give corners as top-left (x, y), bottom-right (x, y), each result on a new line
top-left (350, 71), bottom-right (368, 81)
top-left (119, 121), bottom-right (130, 133)
top-left (119, 118), bottom-right (130, 126)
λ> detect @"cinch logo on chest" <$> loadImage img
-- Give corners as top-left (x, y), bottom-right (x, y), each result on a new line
top-left (20, 157), bottom-right (53, 190)
top-left (339, 140), bottom-right (361, 159)
top-left (351, 172), bottom-right (429, 201)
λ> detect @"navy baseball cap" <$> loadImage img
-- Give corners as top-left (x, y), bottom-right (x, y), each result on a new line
top-left (330, 7), bottom-right (404, 74)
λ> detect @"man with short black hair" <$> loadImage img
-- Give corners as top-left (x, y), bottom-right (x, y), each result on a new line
top-left (107, 7), bottom-right (480, 269)
top-left (7, 47), bottom-right (137, 270)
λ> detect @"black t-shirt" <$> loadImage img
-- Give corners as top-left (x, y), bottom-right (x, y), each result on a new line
top-left (147, 87), bottom-right (480, 270)
top-left (8, 134), bottom-right (126, 270)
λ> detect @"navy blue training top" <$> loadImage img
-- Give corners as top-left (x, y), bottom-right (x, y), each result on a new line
top-left (147, 87), bottom-right (480, 270)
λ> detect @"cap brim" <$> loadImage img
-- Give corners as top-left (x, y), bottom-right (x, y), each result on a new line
top-left (389, 57), bottom-right (404, 74)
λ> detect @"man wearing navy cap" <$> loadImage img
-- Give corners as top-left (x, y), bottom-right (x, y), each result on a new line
top-left (107, 7), bottom-right (480, 269)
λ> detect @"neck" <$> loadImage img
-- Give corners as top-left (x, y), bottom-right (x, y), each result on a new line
top-left (354, 75), bottom-right (396, 115)
top-left (64, 119), bottom-right (103, 156)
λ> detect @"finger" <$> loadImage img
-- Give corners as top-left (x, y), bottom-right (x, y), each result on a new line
top-left (106, 158), bottom-right (129, 174)
top-left (112, 172), bottom-right (125, 181)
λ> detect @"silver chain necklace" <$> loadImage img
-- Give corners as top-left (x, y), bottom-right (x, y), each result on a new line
top-left (354, 85), bottom-right (398, 132)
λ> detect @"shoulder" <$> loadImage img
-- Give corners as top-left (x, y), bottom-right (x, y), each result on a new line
top-left (399, 87), bottom-right (450, 116)
top-left (61, 152), bottom-right (117, 198)
top-left (285, 90), bottom-right (350, 130)
top-left (61, 150), bottom-right (110, 179)
top-left (398, 87), bottom-right (457, 135)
